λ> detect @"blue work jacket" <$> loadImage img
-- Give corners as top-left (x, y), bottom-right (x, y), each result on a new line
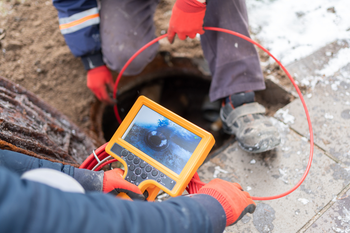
top-left (0, 149), bottom-right (226, 233)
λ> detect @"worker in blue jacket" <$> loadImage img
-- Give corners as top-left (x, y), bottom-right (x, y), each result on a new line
top-left (52, 0), bottom-right (281, 154)
top-left (0, 149), bottom-right (256, 233)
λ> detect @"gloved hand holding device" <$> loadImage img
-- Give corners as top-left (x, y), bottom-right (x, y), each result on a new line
top-left (102, 168), bottom-right (145, 200)
top-left (75, 167), bottom-right (144, 201)
top-left (87, 65), bottom-right (115, 104)
top-left (168, 0), bottom-right (206, 43)
top-left (198, 179), bottom-right (256, 226)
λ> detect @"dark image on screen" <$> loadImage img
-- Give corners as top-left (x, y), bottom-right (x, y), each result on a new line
top-left (122, 106), bottom-right (202, 175)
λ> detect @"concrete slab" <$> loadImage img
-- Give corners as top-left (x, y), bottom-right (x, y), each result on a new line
top-left (286, 40), bottom-right (349, 83)
top-left (303, 184), bottom-right (350, 233)
top-left (274, 76), bottom-right (350, 166)
top-left (197, 119), bottom-right (346, 232)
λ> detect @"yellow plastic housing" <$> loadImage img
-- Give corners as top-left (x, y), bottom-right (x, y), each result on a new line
top-left (106, 96), bottom-right (215, 200)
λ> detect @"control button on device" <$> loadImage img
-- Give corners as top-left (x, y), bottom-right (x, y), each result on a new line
top-left (133, 158), bottom-right (140, 164)
top-left (131, 174), bottom-right (137, 181)
top-left (145, 166), bottom-right (152, 172)
top-left (140, 162), bottom-right (146, 168)
top-left (135, 168), bottom-right (142, 175)
top-left (160, 173), bottom-right (164, 177)
top-left (152, 170), bottom-right (158, 177)
top-left (129, 164), bottom-right (135, 171)
top-left (127, 153), bottom-right (134, 160)
top-left (141, 173), bottom-right (147, 179)
top-left (157, 178), bottom-right (161, 183)
top-left (121, 149), bottom-right (128, 156)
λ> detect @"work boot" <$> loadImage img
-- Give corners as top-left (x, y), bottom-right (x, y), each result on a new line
top-left (220, 92), bottom-right (281, 153)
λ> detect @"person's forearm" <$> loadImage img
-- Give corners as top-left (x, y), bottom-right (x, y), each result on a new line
top-left (0, 166), bottom-right (225, 233)
top-left (0, 149), bottom-right (74, 176)
top-left (0, 149), bottom-right (104, 191)
top-left (53, 0), bottom-right (104, 70)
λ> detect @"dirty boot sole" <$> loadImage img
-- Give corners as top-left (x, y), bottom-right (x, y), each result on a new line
top-left (238, 137), bottom-right (281, 153)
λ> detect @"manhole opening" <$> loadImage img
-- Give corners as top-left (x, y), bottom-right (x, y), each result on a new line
top-left (102, 75), bottom-right (230, 153)
top-left (100, 73), bottom-right (294, 156)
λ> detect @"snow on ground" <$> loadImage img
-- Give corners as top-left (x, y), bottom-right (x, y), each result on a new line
top-left (317, 47), bottom-right (350, 77)
top-left (246, 0), bottom-right (350, 68)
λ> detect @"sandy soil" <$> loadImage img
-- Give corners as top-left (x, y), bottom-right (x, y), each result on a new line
top-left (0, 0), bottom-right (94, 131)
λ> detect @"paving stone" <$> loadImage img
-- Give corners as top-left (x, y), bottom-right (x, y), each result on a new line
top-left (304, 185), bottom-right (350, 233)
top-left (286, 39), bottom-right (349, 83)
top-left (274, 78), bottom-right (350, 166)
top-left (198, 120), bottom-right (345, 232)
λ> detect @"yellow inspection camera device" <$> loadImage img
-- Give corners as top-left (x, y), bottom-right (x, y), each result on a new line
top-left (105, 96), bottom-right (215, 201)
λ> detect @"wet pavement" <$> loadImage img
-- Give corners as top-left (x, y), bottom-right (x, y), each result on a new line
top-left (197, 39), bottom-right (350, 232)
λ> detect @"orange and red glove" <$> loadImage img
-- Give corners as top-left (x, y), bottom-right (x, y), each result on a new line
top-left (198, 179), bottom-right (256, 226)
top-left (87, 65), bottom-right (115, 104)
top-left (103, 168), bottom-right (144, 200)
top-left (167, 0), bottom-right (206, 43)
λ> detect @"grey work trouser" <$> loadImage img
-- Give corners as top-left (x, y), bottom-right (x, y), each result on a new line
top-left (100, 0), bottom-right (265, 102)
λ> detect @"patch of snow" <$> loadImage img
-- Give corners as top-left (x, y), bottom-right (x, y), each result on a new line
top-left (279, 168), bottom-right (289, 184)
top-left (275, 109), bottom-right (295, 124)
top-left (300, 76), bottom-right (324, 89)
top-left (247, 0), bottom-right (350, 65)
top-left (213, 166), bottom-right (228, 178)
top-left (324, 113), bottom-right (334, 119)
top-left (316, 48), bottom-right (350, 77)
top-left (298, 198), bottom-right (310, 205)
top-left (331, 83), bottom-right (339, 91)
top-left (332, 196), bottom-right (338, 202)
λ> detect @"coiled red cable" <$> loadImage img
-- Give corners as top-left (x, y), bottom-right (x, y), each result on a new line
top-left (82, 27), bottom-right (314, 201)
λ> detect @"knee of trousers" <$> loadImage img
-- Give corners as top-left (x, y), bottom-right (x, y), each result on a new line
top-left (104, 42), bottom-right (159, 76)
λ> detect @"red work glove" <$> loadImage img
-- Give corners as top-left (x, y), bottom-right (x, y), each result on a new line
top-left (103, 168), bottom-right (145, 200)
top-left (198, 179), bottom-right (256, 226)
top-left (87, 65), bottom-right (114, 104)
top-left (167, 0), bottom-right (206, 43)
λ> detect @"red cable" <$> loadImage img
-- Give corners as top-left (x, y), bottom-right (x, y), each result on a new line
top-left (113, 34), bottom-right (168, 123)
top-left (95, 159), bottom-right (118, 171)
top-left (93, 27), bottom-right (314, 201)
top-left (79, 143), bottom-right (110, 170)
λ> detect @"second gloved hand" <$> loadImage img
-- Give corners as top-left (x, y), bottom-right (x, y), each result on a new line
top-left (167, 0), bottom-right (206, 43)
top-left (103, 168), bottom-right (145, 200)
top-left (87, 65), bottom-right (114, 104)
top-left (198, 179), bottom-right (256, 226)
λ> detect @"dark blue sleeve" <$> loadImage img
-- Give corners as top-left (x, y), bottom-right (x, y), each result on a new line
top-left (0, 166), bottom-right (226, 233)
top-left (0, 149), bottom-right (75, 176)
top-left (0, 149), bottom-right (104, 192)
top-left (52, 0), bottom-right (105, 69)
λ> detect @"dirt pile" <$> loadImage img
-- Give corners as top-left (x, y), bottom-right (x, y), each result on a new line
top-left (0, 0), bottom-right (93, 132)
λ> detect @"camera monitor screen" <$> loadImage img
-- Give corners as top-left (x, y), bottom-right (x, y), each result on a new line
top-left (105, 95), bottom-right (215, 200)
top-left (122, 105), bottom-right (202, 175)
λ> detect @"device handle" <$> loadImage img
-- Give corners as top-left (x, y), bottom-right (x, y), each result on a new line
top-left (117, 192), bottom-right (132, 200)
